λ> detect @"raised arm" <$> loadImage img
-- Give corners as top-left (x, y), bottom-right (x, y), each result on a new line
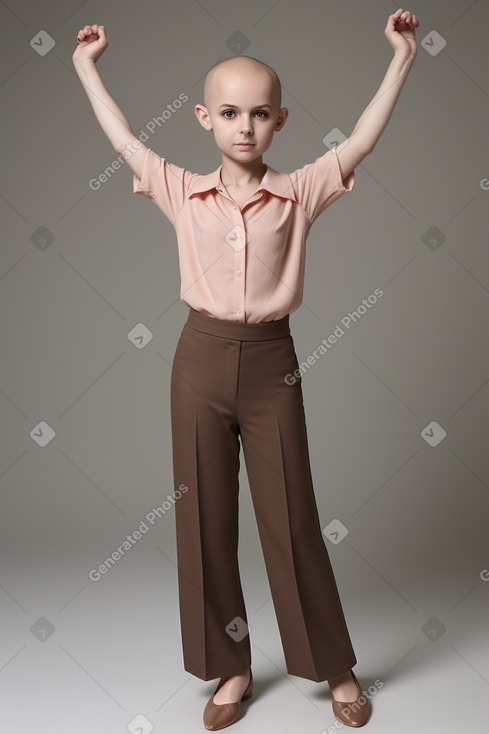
top-left (72, 24), bottom-right (148, 178)
top-left (335, 8), bottom-right (419, 180)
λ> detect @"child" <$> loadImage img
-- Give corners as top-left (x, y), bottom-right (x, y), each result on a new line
top-left (73, 9), bottom-right (419, 730)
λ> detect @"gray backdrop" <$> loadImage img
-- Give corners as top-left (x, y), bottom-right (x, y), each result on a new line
top-left (1, 1), bottom-right (488, 732)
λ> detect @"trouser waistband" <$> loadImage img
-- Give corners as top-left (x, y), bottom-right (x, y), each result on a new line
top-left (185, 307), bottom-right (290, 341)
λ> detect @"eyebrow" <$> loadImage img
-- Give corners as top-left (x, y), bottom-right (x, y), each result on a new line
top-left (218, 104), bottom-right (273, 109)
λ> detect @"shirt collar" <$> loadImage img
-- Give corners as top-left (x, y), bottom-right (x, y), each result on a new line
top-left (186, 163), bottom-right (298, 203)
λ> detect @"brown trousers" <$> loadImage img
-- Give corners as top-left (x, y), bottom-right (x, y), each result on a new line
top-left (170, 307), bottom-right (357, 682)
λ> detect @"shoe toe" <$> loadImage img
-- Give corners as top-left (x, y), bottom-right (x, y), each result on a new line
top-left (331, 672), bottom-right (369, 728)
top-left (203, 670), bottom-right (253, 730)
top-left (204, 700), bottom-right (240, 730)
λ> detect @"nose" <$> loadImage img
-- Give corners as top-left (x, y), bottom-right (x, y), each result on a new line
top-left (239, 116), bottom-right (253, 134)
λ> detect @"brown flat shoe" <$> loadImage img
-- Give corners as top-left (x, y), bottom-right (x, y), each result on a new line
top-left (331, 670), bottom-right (369, 727)
top-left (203, 668), bottom-right (253, 730)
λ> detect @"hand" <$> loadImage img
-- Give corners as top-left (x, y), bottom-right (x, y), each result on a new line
top-left (385, 8), bottom-right (419, 58)
top-left (73, 24), bottom-right (108, 64)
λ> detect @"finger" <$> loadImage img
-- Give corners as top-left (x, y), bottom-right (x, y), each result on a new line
top-left (388, 11), bottom-right (401, 28)
top-left (393, 9), bottom-right (408, 24)
top-left (91, 23), bottom-right (105, 38)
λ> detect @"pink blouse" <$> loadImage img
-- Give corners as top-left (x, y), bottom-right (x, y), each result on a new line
top-left (133, 145), bottom-right (355, 323)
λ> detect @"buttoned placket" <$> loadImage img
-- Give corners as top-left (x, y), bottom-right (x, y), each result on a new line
top-left (215, 186), bottom-right (263, 321)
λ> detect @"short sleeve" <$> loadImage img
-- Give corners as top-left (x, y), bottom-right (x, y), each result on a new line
top-left (132, 147), bottom-right (195, 225)
top-left (290, 146), bottom-right (355, 224)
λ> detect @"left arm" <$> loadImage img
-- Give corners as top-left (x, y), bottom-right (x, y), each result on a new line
top-left (335, 8), bottom-right (419, 179)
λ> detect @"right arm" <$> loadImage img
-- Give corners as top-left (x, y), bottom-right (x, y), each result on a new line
top-left (72, 24), bottom-right (148, 178)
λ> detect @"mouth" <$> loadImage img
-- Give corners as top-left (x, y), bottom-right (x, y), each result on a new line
top-left (236, 143), bottom-right (255, 148)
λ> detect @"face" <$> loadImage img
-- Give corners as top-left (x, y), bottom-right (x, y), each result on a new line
top-left (195, 65), bottom-right (288, 163)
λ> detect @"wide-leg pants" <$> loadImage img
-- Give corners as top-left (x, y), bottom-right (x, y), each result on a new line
top-left (170, 307), bottom-right (357, 683)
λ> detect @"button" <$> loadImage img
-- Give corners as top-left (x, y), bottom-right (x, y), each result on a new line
top-left (234, 270), bottom-right (242, 276)
top-left (234, 308), bottom-right (241, 313)
top-left (233, 205), bottom-right (238, 209)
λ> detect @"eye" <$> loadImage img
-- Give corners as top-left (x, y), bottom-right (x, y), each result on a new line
top-left (221, 110), bottom-right (269, 119)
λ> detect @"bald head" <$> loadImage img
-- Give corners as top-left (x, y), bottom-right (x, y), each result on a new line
top-left (203, 55), bottom-right (282, 112)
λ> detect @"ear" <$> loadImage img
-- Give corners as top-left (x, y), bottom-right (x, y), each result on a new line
top-left (194, 104), bottom-right (213, 131)
top-left (275, 107), bottom-right (289, 132)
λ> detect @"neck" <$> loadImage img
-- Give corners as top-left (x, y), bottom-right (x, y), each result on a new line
top-left (220, 154), bottom-right (267, 187)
